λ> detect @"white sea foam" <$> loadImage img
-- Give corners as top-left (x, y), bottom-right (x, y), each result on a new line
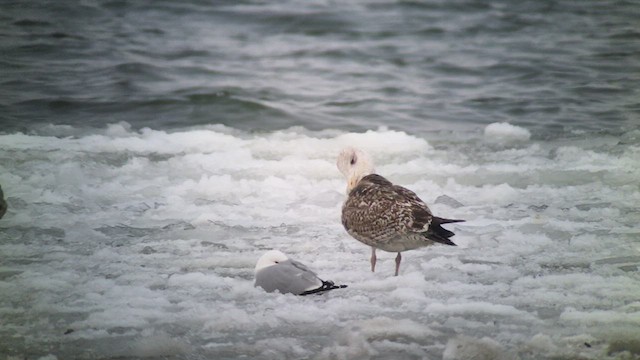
top-left (443, 335), bottom-right (514, 360)
top-left (484, 122), bottom-right (532, 142)
top-left (0, 123), bottom-right (639, 359)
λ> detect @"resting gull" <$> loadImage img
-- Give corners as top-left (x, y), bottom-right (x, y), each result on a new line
top-left (337, 147), bottom-right (464, 276)
top-left (254, 250), bottom-right (347, 295)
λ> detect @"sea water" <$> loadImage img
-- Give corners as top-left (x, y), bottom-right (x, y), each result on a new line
top-left (1, 0), bottom-right (639, 359)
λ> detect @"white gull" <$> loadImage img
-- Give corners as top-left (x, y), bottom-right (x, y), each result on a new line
top-left (254, 250), bottom-right (347, 295)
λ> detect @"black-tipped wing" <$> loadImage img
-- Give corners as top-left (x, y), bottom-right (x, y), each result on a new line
top-left (255, 260), bottom-right (322, 295)
top-left (255, 259), bottom-right (347, 296)
top-left (300, 281), bottom-right (348, 296)
top-left (393, 186), bottom-right (463, 246)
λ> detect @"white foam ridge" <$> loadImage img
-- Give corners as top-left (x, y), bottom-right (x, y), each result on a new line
top-left (484, 122), bottom-right (532, 142)
top-left (0, 123), bottom-right (638, 359)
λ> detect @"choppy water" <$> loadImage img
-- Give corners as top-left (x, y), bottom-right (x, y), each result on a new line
top-left (2, 0), bottom-right (639, 136)
top-left (1, 1), bottom-right (639, 359)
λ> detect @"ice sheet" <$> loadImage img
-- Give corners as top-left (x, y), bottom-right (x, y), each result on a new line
top-left (0, 123), bottom-right (638, 359)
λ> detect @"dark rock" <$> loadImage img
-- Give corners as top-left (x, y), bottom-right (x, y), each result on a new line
top-left (0, 185), bottom-right (7, 219)
top-left (141, 246), bottom-right (157, 254)
top-left (435, 194), bottom-right (464, 208)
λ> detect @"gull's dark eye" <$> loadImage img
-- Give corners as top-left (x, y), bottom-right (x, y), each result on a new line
top-left (350, 155), bottom-right (357, 165)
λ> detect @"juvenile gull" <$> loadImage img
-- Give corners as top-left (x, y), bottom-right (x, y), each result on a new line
top-left (337, 147), bottom-right (464, 276)
top-left (254, 250), bottom-right (347, 295)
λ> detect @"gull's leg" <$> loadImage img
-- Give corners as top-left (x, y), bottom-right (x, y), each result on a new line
top-left (394, 252), bottom-right (402, 276)
top-left (370, 247), bottom-right (377, 272)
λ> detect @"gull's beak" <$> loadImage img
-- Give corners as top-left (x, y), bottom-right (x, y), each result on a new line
top-left (347, 176), bottom-right (358, 193)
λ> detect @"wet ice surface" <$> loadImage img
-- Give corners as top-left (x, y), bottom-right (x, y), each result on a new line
top-left (1, 123), bottom-right (639, 359)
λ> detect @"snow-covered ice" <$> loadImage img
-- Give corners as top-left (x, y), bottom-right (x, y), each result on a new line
top-left (0, 122), bottom-right (639, 359)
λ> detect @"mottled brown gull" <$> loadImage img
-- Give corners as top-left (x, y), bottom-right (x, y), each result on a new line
top-left (254, 250), bottom-right (347, 295)
top-left (337, 147), bottom-right (464, 276)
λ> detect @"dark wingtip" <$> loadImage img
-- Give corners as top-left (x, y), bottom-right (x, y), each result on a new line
top-left (435, 217), bottom-right (465, 224)
top-left (427, 216), bottom-right (463, 246)
top-left (324, 281), bottom-right (348, 291)
top-left (441, 238), bottom-right (457, 246)
top-left (424, 230), bottom-right (458, 246)
top-left (300, 281), bottom-right (348, 296)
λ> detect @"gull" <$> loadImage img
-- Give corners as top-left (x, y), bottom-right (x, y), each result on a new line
top-left (337, 147), bottom-right (464, 276)
top-left (254, 250), bottom-right (347, 295)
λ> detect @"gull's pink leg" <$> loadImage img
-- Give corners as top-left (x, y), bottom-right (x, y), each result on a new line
top-left (370, 247), bottom-right (377, 272)
top-left (394, 252), bottom-right (402, 276)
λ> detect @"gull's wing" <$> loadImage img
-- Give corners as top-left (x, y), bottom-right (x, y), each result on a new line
top-left (255, 260), bottom-right (322, 295)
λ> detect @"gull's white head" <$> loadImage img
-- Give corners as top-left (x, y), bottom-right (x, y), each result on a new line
top-left (336, 147), bottom-right (375, 192)
top-left (255, 250), bottom-right (289, 272)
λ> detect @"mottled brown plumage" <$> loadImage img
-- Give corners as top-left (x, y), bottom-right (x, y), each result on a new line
top-left (337, 147), bottom-right (463, 276)
top-left (342, 173), bottom-right (462, 252)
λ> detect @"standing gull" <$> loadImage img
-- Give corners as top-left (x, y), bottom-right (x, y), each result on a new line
top-left (337, 147), bottom-right (464, 276)
top-left (254, 250), bottom-right (347, 295)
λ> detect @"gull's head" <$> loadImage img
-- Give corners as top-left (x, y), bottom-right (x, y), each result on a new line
top-left (336, 147), bottom-right (374, 192)
top-left (255, 250), bottom-right (289, 272)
